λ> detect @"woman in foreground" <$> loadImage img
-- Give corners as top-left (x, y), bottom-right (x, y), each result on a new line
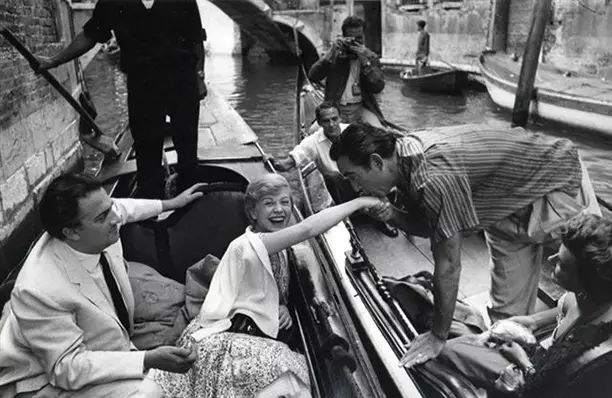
top-left (439, 213), bottom-right (612, 398)
top-left (148, 173), bottom-right (381, 397)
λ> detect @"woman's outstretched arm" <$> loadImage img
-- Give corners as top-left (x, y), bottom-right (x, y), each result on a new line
top-left (260, 196), bottom-right (381, 254)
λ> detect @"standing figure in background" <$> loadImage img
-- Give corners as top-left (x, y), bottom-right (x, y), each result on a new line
top-left (308, 16), bottom-right (385, 127)
top-left (37, 0), bottom-right (207, 199)
top-left (415, 20), bottom-right (430, 75)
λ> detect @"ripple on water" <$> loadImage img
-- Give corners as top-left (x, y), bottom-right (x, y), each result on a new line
top-left (84, 53), bottom-right (612, 207)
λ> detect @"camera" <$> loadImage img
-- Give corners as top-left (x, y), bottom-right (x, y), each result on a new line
top-left (336, 37), bottom-right (358, 58)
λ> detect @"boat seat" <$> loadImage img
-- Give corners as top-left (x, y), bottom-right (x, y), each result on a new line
top-left (120, 182), bottom-right (249, 284)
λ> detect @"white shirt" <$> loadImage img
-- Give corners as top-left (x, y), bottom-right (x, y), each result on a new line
top-left (339, 60), bottom-right (362, 105)
top-left (289, 123), bottom-right (349, 178)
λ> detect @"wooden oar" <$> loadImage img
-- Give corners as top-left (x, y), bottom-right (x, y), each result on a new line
top-left (1, 28), bottom-right (120, 160)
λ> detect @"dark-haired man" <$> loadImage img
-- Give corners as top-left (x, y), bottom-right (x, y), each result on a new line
top-left (308, 16), bottom-right (385, 127)
top-left (37, 0), bottom-right (207, 199)
top-left (270, 102), bottom-right (397, 237)
top-left (0, 174), bottom-right (204, 397)
top-left (415, 20), bottom-right (430, 75)
top-left (330, 122), bottom-right (601, 367)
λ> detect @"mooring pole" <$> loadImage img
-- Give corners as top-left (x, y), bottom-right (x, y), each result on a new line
top-left (511, 0), bottom-right (553, 128)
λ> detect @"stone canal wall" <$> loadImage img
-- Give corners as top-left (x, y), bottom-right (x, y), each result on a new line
top-left (380, 0), bottom-right (612, 76)
top-left (0, 0), bottom-right (81, 280)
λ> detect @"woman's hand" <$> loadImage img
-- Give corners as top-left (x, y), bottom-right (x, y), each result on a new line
top-left (279, 305), bottom-right (293, 330)
top-left (504, 315), bottom-right (537, 333)
top-left (364, 199), bottom-right (394, 222)
top-left (358, 196), bottom-right (386, 210)
top-left (499, 341), bottom-right (534, 374)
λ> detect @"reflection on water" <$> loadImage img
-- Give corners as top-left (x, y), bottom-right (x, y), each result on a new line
top-left (85, 53), bottom-right (612, 205)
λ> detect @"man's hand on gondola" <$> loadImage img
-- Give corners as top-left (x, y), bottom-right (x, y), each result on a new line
top-left (399, 331), bottom-right (446, 368)
top-left (162, 182), bottom-right (208, 211)
top-left (34, 56), bottom-right (54, 74)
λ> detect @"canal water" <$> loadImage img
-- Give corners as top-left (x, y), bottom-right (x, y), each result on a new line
top-left (84, 52), bottom-right (612, 206)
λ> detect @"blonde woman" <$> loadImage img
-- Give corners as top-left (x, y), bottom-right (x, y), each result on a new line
top-left (149, 174), bottom-right (381, 397)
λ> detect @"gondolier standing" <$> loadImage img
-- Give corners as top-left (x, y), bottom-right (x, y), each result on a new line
top-left (330, 122), bottom-right (601, 368)
top-left (308, 16), bottom-right (385, 127)
top-left (37, 0), bottom-right (207, 199)
top-left (415, 20), bottom-right (430, 75)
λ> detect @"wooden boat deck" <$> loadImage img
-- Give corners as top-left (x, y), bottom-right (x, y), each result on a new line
top-left (354, 221), bottom-right (561, 324)
top-left (484, 52), bottom-right (612, 102)
top-left (96, 88), bottom-right (264, 184)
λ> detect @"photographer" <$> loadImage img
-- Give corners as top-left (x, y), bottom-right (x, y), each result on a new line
top-left (308, 16), bottom-right (385, 127)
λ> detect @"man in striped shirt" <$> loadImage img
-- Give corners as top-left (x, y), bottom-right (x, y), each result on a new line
top-left (330, 122), bottom-right (601, 367)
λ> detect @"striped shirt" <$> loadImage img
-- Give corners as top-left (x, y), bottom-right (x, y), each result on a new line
top-left (393, 126), bottom-right (582, 243)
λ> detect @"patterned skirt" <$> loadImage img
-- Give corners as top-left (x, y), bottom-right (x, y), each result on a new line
top-left (150, 319), bottom-right (310, 397)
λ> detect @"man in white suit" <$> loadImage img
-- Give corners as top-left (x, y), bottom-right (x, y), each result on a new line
top-left (0, 174), bottom-right (205, 397)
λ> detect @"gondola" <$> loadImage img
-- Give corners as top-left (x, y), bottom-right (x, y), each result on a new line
top-left (400, 66), bottom-right (468, 94)
top-left (295, 54), bottom-right (612, 396)
top-left (478, 50), bottom-right (612, 137)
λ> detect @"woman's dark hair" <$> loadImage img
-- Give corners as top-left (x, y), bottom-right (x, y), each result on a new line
top-left (315, 101), bottom-right (339, 121)
top-left (561, 213), bottom-right (612, 302)
top-left (341, 16), bottom-right (366, 35)
top-left (39, 174), bottom-right (103, 239)
top-left (417, 20), bottom-right (427, 29)
top-left (329, 122), bottom-right (402, 169)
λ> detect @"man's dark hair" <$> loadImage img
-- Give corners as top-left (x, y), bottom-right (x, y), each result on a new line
top-left (315, 101), bottom-right (339, 120)
top-left (417, 20), bottom-right (427, 29)
top-left (562, 213), bottom-right (612, 303)
top-left (39, 174), bottom-right (103, 239)
top-left (330, 122), bottom-right (402, 169)
top-left (341, 16), bottom-right (366, 35)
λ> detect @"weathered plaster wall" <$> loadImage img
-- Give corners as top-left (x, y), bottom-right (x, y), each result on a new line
top-left (507, 0), bottom-right (612, 77)
top-left (382, 0), bottom-right (493, 69)
top-left (547, 0), bottom-right (612, 77)
top-left (0, 0), bottom-right (82, 280)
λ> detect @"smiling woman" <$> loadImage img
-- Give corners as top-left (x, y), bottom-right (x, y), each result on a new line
top-left (148, 173), bottom-right (383, 397)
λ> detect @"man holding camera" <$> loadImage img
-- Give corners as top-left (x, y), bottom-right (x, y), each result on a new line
top-left (308, 16), bottom-right (385, 127)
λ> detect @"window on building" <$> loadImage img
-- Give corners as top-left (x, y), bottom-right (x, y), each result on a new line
top-left (399, 0), bottom-right (427, 12)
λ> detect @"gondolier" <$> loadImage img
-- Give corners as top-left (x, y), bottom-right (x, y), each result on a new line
top-left (36, 0), bottom-right (207, 199)
top-left (415, 20), bottom-right (430, 75)
top-left (330, 122), bottom-right (601, 368)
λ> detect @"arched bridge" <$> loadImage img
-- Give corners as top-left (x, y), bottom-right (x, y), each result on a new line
top-left (208, 0), bottom-right (336, 61)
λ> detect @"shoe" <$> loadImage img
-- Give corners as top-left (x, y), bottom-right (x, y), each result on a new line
top-left (375, 221), bottom-right (399, 238)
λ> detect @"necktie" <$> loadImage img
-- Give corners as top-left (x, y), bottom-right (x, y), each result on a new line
top-left (99, 253), bottom-right (131, 332)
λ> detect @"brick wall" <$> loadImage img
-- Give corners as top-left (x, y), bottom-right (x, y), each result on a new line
top-left (0, 0), bottom-right (82, 281)
top-left (382, 0), bottom-right (493, 70)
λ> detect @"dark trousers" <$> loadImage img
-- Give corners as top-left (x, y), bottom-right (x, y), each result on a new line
top-left (127, 61), bottom-right (200, 199)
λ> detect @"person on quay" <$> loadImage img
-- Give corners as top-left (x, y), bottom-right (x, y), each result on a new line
top-left (148, 173), bottom-right (383, 397)
top-left (308, 16), bottom-right (385, 128)
top-left (37, 0), bottom-right (207, 199)
top-left (269, 102), bottom-right (397, 237)
top-left (0, 173), bottom-right (206, 397)
top-left (415, 20), bottom-right (430, 75)
top-left (439, 213), bottom-right (612, 397)
top-left (329, 122), bottom-right (601, 368)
